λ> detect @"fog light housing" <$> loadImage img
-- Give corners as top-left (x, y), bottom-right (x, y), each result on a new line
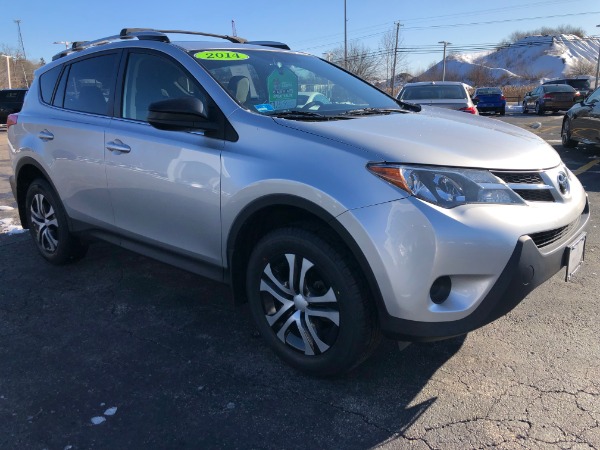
top-left (430, 276), bottom-right (451, 304)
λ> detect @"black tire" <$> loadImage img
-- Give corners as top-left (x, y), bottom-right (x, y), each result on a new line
top-left (25, 179), bottom-right (88, 264)
top-left (561, 119), bottom-right (577, 148)
top-left (522, 101), bottom-right (528, 114)
top-left (535, 102), bottom-right (544, 115)
top-left (499, 107), bottom-right (506, 116)
top-left (246, 227), bottom-right (380, 376)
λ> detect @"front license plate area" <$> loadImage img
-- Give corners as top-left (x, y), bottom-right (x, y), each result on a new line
top-left (566, 232), bottom-right (586, 281)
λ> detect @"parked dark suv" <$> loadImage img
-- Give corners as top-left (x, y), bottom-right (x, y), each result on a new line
top-left (0, 88), bottom-right (28, 125)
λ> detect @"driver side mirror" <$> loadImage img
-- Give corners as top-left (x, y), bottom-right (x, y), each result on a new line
top-left (148, 97), bottom-right (218, 132)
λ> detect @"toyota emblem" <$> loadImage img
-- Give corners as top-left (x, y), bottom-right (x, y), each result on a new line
top-left (557, 172), bottom-right (569, 195)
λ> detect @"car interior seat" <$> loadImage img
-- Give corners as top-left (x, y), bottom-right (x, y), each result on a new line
top-left (227, 76), bottom-right (250, 104)
top-left (75, 85), bottom-right (107, 115)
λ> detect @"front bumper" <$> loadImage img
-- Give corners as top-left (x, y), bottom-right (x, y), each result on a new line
top-left (338, 192), bottom-right (589, 342)
top-left (379, 209), bottom-right (588, 340)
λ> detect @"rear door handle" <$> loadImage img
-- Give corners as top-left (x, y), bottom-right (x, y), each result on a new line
top-left (38, 129), bottom-right (54, 141)
top-left (106, 139), bottom-right (131, 154)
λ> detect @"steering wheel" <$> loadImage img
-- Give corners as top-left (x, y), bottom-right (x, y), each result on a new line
top-left (301, 101), bottom-right (325, 110)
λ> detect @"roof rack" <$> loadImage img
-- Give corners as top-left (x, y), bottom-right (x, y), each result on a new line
top-left (52, 28), bottom-right (289, 61)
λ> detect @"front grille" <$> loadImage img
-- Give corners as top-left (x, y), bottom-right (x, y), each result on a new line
top-left (491, 171), bottom-right (555, 203)
top-left (514, 189), bottom-right (555, 202)
top-left (494, 172), bottom-right (543, 184)
top-left (529, 219), bottom-right (578, 248)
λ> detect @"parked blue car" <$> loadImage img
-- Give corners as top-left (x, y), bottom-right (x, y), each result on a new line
top-left (472, 87), bottom-right (506, 115)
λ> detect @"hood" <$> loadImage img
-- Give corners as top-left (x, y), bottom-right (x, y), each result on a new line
top-left (274, 106), bottom-right (561, 170)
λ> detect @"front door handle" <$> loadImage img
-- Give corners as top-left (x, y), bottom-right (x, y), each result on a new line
top-left (38, 129), bottom-right (54, 141)
top-left (106, 140), bottom-right (131, 154)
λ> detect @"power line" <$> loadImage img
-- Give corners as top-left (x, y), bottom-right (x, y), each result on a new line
top-left (298, 11), bottom-right (600, 53)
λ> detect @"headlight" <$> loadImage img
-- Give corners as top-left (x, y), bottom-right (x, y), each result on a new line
top-left (368, 164), bottom-right (525, 208)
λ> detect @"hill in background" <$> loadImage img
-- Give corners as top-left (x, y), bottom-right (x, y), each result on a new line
top-left (416, 34), bottom-right (599, 86)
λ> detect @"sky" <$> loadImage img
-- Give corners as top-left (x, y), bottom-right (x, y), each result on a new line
top-left (1, 0), bottom-right (599, 73)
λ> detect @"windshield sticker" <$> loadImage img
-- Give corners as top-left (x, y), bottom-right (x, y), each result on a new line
top-left (194, 51), bottom-right (249, 61)
top-left (254, 104), bottom-right (275, 113)
top-left (267, 67), bottom-right (298, 110)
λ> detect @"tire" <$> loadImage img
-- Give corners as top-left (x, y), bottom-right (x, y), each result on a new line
top-left (499, 107), bottom-right (505, 116)
top-left (246, 227), bottom-right (380, 376)
top-left (535, 102), bottom-right (544, 115)
top-left (561, 119), bottom-right (577, 148)
top-left (522, 101), bottom-right (528, 114)
top-left (25, 179), bottom-right (88, 264)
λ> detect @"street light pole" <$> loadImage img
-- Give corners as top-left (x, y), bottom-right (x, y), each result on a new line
top-left (438, 41), bottom-right (451, 81)
top-left (53, 41), bottom-right (71, 49)
top-left (1, 55), bottom-right (11, 89)
top-left (595, 25), bottom-right (600, 90)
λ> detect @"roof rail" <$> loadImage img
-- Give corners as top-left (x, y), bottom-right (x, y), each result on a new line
top-left (120, 28), bottom-right (247, 44)
top-left (51, 28), bottom-right (289, 61)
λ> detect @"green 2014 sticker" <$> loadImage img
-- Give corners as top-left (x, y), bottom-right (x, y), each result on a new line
top-left (194, 51), bottom-right (249, 60)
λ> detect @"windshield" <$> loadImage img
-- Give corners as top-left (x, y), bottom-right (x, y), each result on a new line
top-left (191, 49), bottom-right (400, 115)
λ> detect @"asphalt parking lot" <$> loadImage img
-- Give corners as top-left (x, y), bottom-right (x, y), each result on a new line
top-left (1, 113), bottom-right (599, 449)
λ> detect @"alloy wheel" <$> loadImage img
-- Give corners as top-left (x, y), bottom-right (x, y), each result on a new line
top-left (29, 193), bottom-right (59, 253)
top-left (258, 253), bottom-right (340, 356)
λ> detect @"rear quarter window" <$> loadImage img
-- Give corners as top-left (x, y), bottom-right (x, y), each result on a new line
top-left (39, 65), bottom-right (63, 104)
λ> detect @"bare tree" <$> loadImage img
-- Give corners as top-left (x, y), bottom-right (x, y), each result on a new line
top-left (0, 44), bottom-right (40, 89)
top-left (565, 58), bottom-right (596, 77)
top-left (327, 42), bottom-right (380, 83)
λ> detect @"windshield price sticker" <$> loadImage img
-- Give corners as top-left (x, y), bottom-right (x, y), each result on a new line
top-left (194, 51), bottom-right (249, 60)
top-left (267, 67), bottom-right (298, 110)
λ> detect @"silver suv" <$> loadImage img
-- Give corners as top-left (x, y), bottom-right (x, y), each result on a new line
top-left (7, 29), bottom-right (589, 376)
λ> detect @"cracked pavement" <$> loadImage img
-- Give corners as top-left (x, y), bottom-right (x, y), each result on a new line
top-left (1, 119), bottom-right (599, 449)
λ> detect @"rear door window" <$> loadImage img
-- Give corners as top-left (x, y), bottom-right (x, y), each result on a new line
top-left (59, 53), bottom-right (119, 115)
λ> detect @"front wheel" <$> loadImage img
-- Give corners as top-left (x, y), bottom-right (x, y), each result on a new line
top-left (561, 119), bottom-right (577, 148)
top-left (535, 102), bottom-right (544, 115)
top-left (25, 179), bottom-right (88, 264)
top-left (246, 227), bottom-right (380, 376)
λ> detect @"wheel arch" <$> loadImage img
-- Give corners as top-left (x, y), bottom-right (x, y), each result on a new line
top-left (14, 157), bottom-right (58, 228)
top-left (226, 194), bottom-right (385, 314)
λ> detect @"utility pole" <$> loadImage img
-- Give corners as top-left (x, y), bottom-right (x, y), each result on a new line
top-left (344, 0), bottom-right (347, 69)
top-left (390, 21), bottom-right (402, 97)
top-left (438, 40), bottom-right (451, 81)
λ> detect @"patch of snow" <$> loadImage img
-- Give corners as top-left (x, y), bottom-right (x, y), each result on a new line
top-left (91, 416), bottom-right (106, 425)
top-left (0, 205), bottom-right (15, 211)
top-left (0, 218), bottom-right (26, 235)
top-left (530, 122), bottom-right (542, 129)
top-left (104, 406), bottom-right (117, 416)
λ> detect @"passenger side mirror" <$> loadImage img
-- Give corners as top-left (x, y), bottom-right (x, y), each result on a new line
top-left (148, 97), bottom-right (218, 132)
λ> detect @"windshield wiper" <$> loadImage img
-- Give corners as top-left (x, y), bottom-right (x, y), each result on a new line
top-left (341, 107), bottom-right (409, 116)
top-left (266, 110), bottom-right (351, 121)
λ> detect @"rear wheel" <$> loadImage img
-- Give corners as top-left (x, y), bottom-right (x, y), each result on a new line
top-left (561, 119), bottom-right (577, 148)
top-left (25, 179), bottom-right (88, 264)
top-left (499, 107), bottom-right (506, 116)
top-left (246, 227), bottom-right (380, 376)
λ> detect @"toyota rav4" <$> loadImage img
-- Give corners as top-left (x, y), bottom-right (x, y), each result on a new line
top-left (7, 29), bottom-right (589, 376)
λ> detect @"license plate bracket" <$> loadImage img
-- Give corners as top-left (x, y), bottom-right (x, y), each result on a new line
top-left (565, 232), bottom-right (586, 281)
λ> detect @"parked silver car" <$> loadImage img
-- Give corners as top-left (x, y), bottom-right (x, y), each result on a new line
top-left (397, 81), bottom-right (478, 114)
top-left (7, 29), bottom-right (589, 376)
